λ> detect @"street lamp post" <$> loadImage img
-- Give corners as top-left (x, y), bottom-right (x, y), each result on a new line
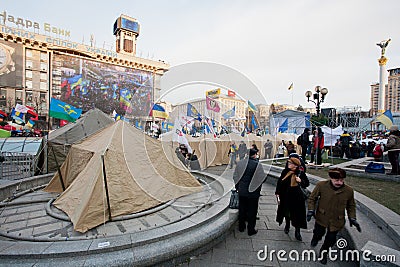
top-left (305, 86), bottom-right (328, 116)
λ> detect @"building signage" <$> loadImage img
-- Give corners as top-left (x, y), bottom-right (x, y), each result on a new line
top-left (0, 24), bottom-right (118, 58)
top-left (0, 10), bottom-right (70, 37)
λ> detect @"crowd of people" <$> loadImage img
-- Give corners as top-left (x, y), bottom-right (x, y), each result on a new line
top-left (232, 150), bottom-right (361, 264)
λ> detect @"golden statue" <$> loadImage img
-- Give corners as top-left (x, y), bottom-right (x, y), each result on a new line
top-left (376, 39), bottom-right (391, 56)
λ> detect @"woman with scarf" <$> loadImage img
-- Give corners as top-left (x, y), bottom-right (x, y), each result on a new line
top-left (275, 154), bottom-right (309, 241)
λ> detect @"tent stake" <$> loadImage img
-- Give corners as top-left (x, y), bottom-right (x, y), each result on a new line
top-left (51, 145), bottom-right (65, 191)
top-left (101, 154), bottom-right (112, 221)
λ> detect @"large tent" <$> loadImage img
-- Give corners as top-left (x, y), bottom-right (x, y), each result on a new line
top-left (44, 121), bottom-right (202, 232)
top-left (47, 108), bottom-right (114, 172)
top-left (269, 110), bottom-right (311, 135)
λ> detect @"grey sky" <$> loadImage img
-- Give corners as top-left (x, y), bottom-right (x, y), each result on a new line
top-left (2, 0), bottom-right (400, 110)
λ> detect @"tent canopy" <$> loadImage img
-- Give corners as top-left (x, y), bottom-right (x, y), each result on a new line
top-left (45, 121), bottom-right (201, 233)
top-left (47, 108), bottom-right (114, 172)
top-left (270, 110), bottom-right (311, 135)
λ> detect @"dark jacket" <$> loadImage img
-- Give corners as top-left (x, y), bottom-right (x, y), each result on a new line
top-left (233, 157), bottom-right (266, 198)
top-left (308, 180), bottom-right (356, 232)
top-left (301, 131), bottom-right (311, 147)
top-left (275, 168), bottom-right (309, 229)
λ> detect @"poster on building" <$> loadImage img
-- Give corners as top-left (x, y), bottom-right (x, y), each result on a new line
top-left (0, 40), bottom-right (23, 88)
top-left (52, 53), bottom-right (153, 117)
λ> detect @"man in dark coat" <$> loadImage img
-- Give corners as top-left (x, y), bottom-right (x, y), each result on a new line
top-left (339, 131), bottom-right (352, 159)
top-left (300, 128), bottom-right (311, 163)
top-left (233, 148), bottom-right (266, 236)
top-left (307, 168), bottom-right (361, 264)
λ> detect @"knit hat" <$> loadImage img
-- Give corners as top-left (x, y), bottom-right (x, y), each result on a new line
top-left (288, 157), bottom-right (301, 167)
top-left (328, 168), bottom-right (346, 179)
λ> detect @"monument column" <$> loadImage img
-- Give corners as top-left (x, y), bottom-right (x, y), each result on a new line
top-left (377, 39), bottom-right (391, 114)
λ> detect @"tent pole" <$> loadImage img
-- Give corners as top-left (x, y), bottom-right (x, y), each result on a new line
top-left (101, 154), bottom-right (112, 221)
top-left (51, 145), bottom-right (65, 191)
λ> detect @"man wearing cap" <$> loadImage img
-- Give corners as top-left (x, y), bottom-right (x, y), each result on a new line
top-left (307, 168), bottom-right (361, 264)
top-left (233, 148), bottom-right (266, 236)
top-left (385, 125), bottom-right (400, 175)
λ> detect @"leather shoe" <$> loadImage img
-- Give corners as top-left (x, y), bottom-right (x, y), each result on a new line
top-left (248, 230), bottom-right (258, 236)
top-left (295, 230), bottom-right (302, 241)
top-left (310, 238), bottom-right (318, 247)
top-left (284, 224), bottom-right (289, 234)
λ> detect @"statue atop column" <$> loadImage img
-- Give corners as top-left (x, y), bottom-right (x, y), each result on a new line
top-left (376, 39), bottom-right (391, 56)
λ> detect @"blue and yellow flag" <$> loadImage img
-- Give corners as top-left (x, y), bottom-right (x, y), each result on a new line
top-left (49, 98), bottom-right (82, 122)
top-left (248, 100), bottom-right (257, 112)
top-left (222, 106), bottom-right (235, 119)
top-left (376, 110), bottom-right (393, 128)
top-left (150, 104), bottom-right (168, 119)
top-left (187, 103), bottom-right (201, 120)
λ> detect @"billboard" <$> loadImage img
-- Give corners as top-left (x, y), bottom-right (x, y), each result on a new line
top-left (0, 40), bottom-right (23, 88)
top-left (52, 54), bottom-right (153, 117)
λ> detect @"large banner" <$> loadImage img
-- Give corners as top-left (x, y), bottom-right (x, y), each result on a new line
top-left (52, 54), bottom-right (153, 117)
top-left (0, 40), bottom-right (23, 88)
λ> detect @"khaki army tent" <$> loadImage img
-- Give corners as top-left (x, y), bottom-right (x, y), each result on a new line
top-left (47, 108), bottom-right (114, 172)
top-left (44, 120), bottom-right (202, 233)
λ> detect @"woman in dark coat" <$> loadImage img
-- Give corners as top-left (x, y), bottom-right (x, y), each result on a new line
top-left (275, 154), bottom-right (309, 241)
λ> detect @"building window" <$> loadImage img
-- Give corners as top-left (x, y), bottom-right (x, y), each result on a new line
top-left (40, 62), bottom-right (47, 72)
top-left (26, 49), bottom-right (32, 58)
top-left (40, 52), bottom-right (47, 61)
top-left (40, 81), bottom-right (47, 90)
top-left (26, 60), bottom-right (33, 69)
top-left (15, 90), bottom-right (23, 104)
top-left (26, 80), bottom-right (33, 89)
top-left (0, 89), bottom-right (6, 108)
top-left (40, 72), bottom-right (47, 81)
top-left (25, 91), bottom-right (33, 106)
top-left (40, 92), bottom-right (47, 110)
top-left (26, 70), bottom-right (33, 79)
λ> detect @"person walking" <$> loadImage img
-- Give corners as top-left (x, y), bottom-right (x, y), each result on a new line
top-left (228, 142), bottom-right (238, 169)
top-left (238, 141), bottom-right (247, 160)
top-left (276, 140), bottom-right (286, 158)
top-left (264, 139), bottom-right (273, 159)
top-left (300, 128), bottom-right (311, 163)
top-left (385, 125), bottom-right (400, 175)
top-left (339, 131), bottom-right (352, 159)
top-left (314, 127), bottom-right (325, 165)
top-left (233, 148), bottom-right (266, 236)
top-left (307, 168), bottom-right (361, 264)
top-left (275, 154), bottom-right (309, 241)
top-left (286, 141), bottom-right (296, 155)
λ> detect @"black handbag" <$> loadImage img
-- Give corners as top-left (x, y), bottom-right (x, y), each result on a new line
top-left (229, 190), bottom-right (239, 209)
top-left (300, 186), bottom-right (311, 200)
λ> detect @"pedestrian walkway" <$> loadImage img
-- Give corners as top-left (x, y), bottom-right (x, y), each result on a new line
top-left (181, 166), bottom-right (399, 267)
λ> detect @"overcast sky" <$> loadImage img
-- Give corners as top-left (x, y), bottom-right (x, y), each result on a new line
top-left (2, 0), bottom-right (400, 111)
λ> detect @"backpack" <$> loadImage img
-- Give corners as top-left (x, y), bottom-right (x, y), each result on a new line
top-left (297, 135), bottom-right (303, 146)
top-left (365, 162), bottom-right (385, 174)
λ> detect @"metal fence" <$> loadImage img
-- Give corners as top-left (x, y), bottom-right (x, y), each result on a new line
top-left (0, 152), bottom-right (37, 180)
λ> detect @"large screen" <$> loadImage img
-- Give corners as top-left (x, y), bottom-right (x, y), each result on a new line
top-left (52, 54), bottom-right (153, 117)
top-left (121, 18), bottom-right (140, 34)
top-left (0, 40), bottom-right (23, 88)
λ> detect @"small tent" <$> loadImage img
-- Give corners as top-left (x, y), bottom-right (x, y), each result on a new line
top-left (47, 108), bottom-right (114, 172)
top-left (44, 120), bottom-right (202, 232)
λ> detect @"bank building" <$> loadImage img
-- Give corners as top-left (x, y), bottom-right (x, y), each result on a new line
top-left (0, 11), bottom-right (169, 129)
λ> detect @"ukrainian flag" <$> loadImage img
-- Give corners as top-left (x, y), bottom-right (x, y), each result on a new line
top-left (376, 110), bottom-right (393, 128)
top-left (248, 100), bottom-right (257, 112)
top-left (150, 104), bottom-right (168, 119)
